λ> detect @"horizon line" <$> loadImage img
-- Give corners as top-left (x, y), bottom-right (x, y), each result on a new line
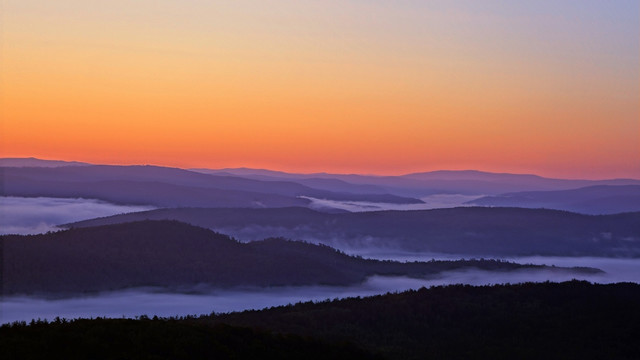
top-left (2, 156), bottom-right (639, 182)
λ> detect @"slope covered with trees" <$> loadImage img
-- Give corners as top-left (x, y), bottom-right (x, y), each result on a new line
top-left (1, 221), bottom-right (598, 295)
top-left (0, 319), bottom-right (378, 360)
top-left (202, 281), bottom-right (640, 359)
top-left (2, 281), bottom-right (638, 359)
top-left (67, 207), bottom-right (640, 257)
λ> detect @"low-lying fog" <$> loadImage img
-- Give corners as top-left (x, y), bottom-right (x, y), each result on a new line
top-left (3, 256), bottom-right (639, 325)
top-left (2, 196), bottom-right (638, 325)
top-left (344, 249), bottom-right (640, 283)
top-left (0, 194), bottom-right (480, 236)
top-left (0, 196), bottom-right (155, 235)
top-left (303, 194), bottom-right (483, 212)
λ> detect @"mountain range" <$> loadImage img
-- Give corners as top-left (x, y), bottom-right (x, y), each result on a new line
top-left (3, 157), bottom-right (640, 214)
top-left (194, 167), bottom-right (640, 197)
top-left (467, 185), bottom-right (640, 215)
top-left (1, 164), bottom-right (421, 208)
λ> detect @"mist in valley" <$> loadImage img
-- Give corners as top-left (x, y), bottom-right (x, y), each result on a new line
top-left (0, 197), bottom-right (154, 235)
top-left (2, 196), bottom-right (639, 325)
top-left (3, 257), bottom-right (638, 325)
top-left (303, 194), bottom-right (484, 212)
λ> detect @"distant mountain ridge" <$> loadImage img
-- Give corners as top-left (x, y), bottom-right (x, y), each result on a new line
top-left (4, 158), bottom-right (639, 212)
top-left (193, 166), bottom-right (640, 196)
top-left (0, 157), bottom-right (90, 167)
top-left (468, 185), bottom-right (640, 215)
top-left (1, 164), bottom-right (422, 208)
top-left (1, 220), bottom-right (596, 295)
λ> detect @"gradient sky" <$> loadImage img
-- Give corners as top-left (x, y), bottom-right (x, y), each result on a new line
top-left (2, 0), bottom-right (639, 178)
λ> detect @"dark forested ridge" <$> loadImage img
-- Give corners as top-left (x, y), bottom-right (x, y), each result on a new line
top-left (2, 281), bottom-right (638, 360)
top-left (1, 220), bottom-right (598, 295)
top-left (66, 207), bottom-right (640, 257)
top-left (202, 281), bottom-right (640, 360)
top-left (0, 319), bottom-right (379, 360)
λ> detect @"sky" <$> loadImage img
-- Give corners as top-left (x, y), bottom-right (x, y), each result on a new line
top-left (2, 0), bottom-right (639, 178)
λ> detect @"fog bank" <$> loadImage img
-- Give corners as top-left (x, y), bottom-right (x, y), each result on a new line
top-left (345, 249), bottom-right (640, 283)
top-left (303, 194), bottom-right (483, 212)
top-left (1, 261), bottom-right (632, 325)
top-left (0, 197), bottom-right (155, 235)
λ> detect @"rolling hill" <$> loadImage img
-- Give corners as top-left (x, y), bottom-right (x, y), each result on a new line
top-left (2, 281), bottom-right (638, 360)
top-left (202, 281), bottom-right (640, 360)
top-left (0, 220), bottom-right (598, 295)
top-left (65, 207), bottom-right (640, 257)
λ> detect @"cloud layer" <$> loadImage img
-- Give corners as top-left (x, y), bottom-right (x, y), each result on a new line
top-left (303, 194), bottom-right (483, 212)
top-left (3, 256), bottom-right (638, 325)
top-left (0, 197), bottom-right (154, 235)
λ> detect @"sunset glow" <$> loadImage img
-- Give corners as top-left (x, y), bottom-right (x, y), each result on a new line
top-left (2, 0), bottom-right (639, 178)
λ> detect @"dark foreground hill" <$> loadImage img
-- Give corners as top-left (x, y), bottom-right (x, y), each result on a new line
top-left (202, 281), bottom-right (640, 360)
top-left (2, 281), bottom-right (638, 360)
top-left (1, 221), bottom-right (597, 295)
top-left (67, 207), bottom-right (640, 257)
top-left (0, 320), bottom-right (378, 360)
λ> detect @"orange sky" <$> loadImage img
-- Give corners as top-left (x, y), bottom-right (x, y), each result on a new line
top-left (2, 1), bottom-right (639, 179)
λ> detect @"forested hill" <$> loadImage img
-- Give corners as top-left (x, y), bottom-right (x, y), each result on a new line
top-left (2, 281), bottom-right (638, 360)
top-left (201, 280), bottom-right (640, 360)
top-left (66, 207), bottom-right (640, 257)
top-left (0, 320), bottom-right (379, 360)
top-left (2, 221), bottom-right (598, 295)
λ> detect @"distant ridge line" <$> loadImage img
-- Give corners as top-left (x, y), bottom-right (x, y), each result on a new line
top-left (2, 157), bottom-right (639, 181)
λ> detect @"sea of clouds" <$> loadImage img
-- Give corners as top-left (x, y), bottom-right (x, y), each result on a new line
top-left (3, 263), bottom-right (633, 325)
top-left (2, 195), bottom-right (638, 325)
top-left (0, 196), bottom-right (155, 235)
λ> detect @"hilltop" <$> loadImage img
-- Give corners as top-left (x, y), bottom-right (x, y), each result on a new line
top-left (1, 220), bottom-right (599, 295)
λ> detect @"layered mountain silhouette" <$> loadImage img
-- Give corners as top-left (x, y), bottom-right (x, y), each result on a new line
top-left (1, 165), bottom-right (422, 208)
top-left (467, 185), bottom-right (640, 214)
top-left (65, 207), bottom-right (640, 257)
top-left (5, 157), bottom-right (639, 200)
top-left (194, 167), bottom-right (640, 197)
top-left (1, 220), bottom-right (599, 295)
top-left (0, 157), bottom-right (90, 168)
